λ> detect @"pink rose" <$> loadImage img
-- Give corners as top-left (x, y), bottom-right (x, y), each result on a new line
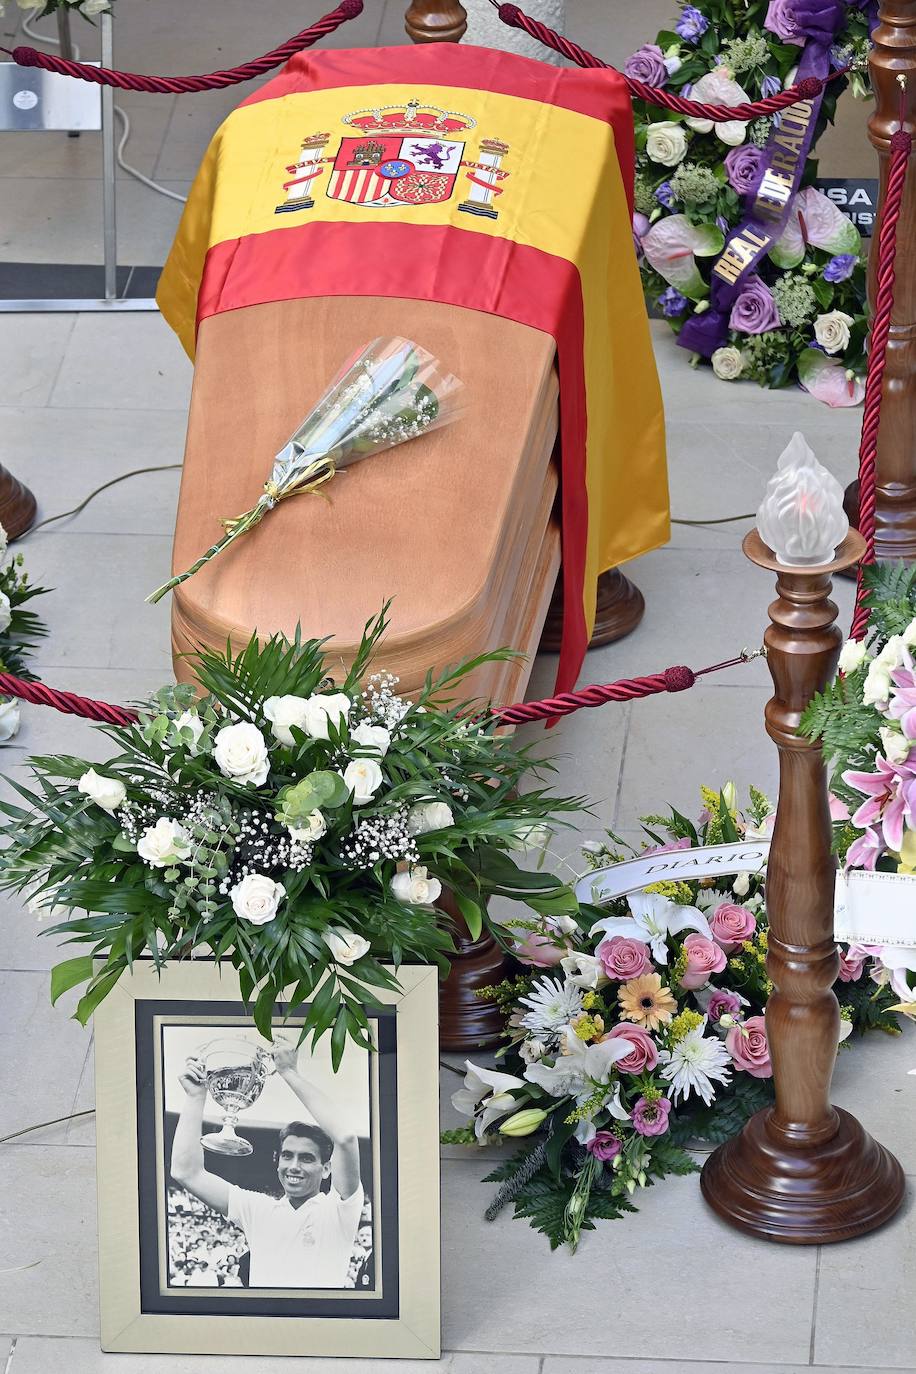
top-left (604, 1023), bottom-right (659, 1074)
top-left (679, 933), bottom-right (727, 990)
top-left (631, 1096), bottom-right (672, 1137)
top-left (708, 902), bottom-right (757, 952)
top-left (513, 931), bottom-right (569, 968)
top-left (597, 935), bottom-right (652, 981)
top-left (586, 1130), bottom-right (622, 1161)
top-left (836, 945), bottom-right (868, 982)
top-left (726, 1015), bottom-right (773, 1078)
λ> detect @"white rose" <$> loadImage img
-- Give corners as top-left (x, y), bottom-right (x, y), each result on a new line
top-left (81, 0), bottom-right (111, 13)
top-left (137, 817), bottom-right (193, 868)
top-left (350, 721), bottom-right (391, 756)
top-left (0, 523), bottom-right (8, 560)
top-left (173, 710), bottom-right (205, 755)
top-left (880, 727), bottom-right (911, 764)
top-left (303, 692), bottom-right (351, 740)
top-left (213, 721), bottom-right (270, 786)
top-left (645, 121), bottom-right (688, 167)
top-left (814, 310), bottom-right (854, 355)
top-left (0, 592), bottom-right (11, 634)
top-left (289, 809), bottom-right (327, 843)
top-left (343, 758), bottom-right (383, 805)
top-left (507, 822), bottom-right (553, 852)
top-left (263, 694), bottom-right (311, 747)
top-left (838, 639), bottom-right (869, 674)
top-left (0, 696), bottom-right (19, 742)
top-left (711, 346), bottom-right (745, 381)
top-left (391, 865), bottom-right (442, 906)
top-left (519, 1039), bottom-right (546, 1064)
top-left (732, 871), bottom-right (751, 897)
top-left (903, 617), bottom-right (916, 648)
top-left (78, 767), bottom-right (127, 813)
top-left (863, 663), bottom-right (892, 707)
top-left (230, 873), bottom-right (285, 926)
top-left (407, 800), bottom-right (455, 835)
top-left (322, 927), bottom-right (371, 965)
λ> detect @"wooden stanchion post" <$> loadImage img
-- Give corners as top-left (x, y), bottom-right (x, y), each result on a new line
top-left (404, 0), bottom-right (468, 42)
top-left (845, 0), bottom-right (916, 558)
top-left (700, 529), bottom-right (905, 1242)
top-left (0, 467), bottom-right (37, 539)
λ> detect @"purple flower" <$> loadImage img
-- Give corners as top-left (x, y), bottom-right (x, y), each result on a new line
top-left (586, 1130), bottom-right (622, 1161)
top-left (631, 1097), bottom-right (673, 1138)
top-left (716, 215), bottom-right (730, 233)
top-left (823, 253), bottom-right (858, 283)
top-left (729, 274), bottom-right (781, 334)
top-left (724, 145), bottom-right (766, 196)
top-left (656, 181), bottom-right (676, 208)
top-left (761, 73), bottom-right (782, 98)
top-left (625, 43), bottom-right (669, 86)
top-left (764, 0), bottom-right (846, 46)
top-left (676, 4), bottom-right (709, 42)
top-left (707, 989), bottom-right (742, 1023)
top-left (659, 286), bottom-right (689, 317)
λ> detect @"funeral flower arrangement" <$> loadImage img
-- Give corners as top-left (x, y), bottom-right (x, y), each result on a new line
top-left (449, 786), bottom-right (905, 1250)
top-left (6, 0), bottom-right (111, 19)
top-left (0, 610), bottom-right (582, 1064)
top-left (629, 0), bottom-right (872, 404)
top-left (801, 563), bottom-right (916, 1011)
top-left (0, 523), bottom-right (49, 744)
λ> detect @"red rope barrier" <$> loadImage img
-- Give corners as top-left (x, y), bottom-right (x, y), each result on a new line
top-left (1, 0), bottom-right (361, 94)
top-left (0, 673), bottom-right (137, 726)
top-left (849, 126), bottom-right (913, 643)
top-left (492, 2), bottom-right (844, 120)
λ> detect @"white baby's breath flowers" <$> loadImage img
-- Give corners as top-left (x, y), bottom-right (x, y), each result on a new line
top-left (343, 758), bottom-right (384, 805)
top-left (0, 591), bottom-right (12, 635)
top-left (645, 120), bottom-right (688, 166)
top-left (230, 873), bottom-right (285, 925)
top-left (322, 927), bottom-right (371, 965)
top-left (288, 808), bottom-right (327, 844)
top-left (0, 697), bottom-right (20, 742)
top-left (711, 346), bottom-right (745, 381)
top-left (78, 767), bottom-right (127, 813)
top-left (303, 692), bottom-right (351, 740)
top-left (213, 721), bottom-right (270, 786)
top-left (263, 695), bottom-right (311, 747)
top-left (838, 638), bottom-right (868, 674)
top-left (407, 800), bottom-right (455, 835)
top-left (350, 721), bottom-right (391, 756)
top-left (390, 864), bottom-right (442, 905)
top-left (137, 817), bottom-right (193, 869)
top-left (814, 310), bottom-right (854, 355)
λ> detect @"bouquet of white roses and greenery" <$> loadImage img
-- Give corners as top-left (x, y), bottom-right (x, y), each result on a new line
top-left (147, 337), bottom-right (464, 604)
top-left (1, 607), bottom-right (584, 1064)
top-left (447, 785), bottom-right (905, 1251)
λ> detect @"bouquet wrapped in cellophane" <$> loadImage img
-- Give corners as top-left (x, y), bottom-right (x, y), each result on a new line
top-left (147, 336), bottom-right (464, 604)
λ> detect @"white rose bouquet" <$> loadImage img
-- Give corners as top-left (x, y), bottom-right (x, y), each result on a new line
top-left (0, 523), bottom-right (49, 744)
top-left (147, 337), bottom-right (463, 604)
top-left (1, 607), bottom-right (583, 1063)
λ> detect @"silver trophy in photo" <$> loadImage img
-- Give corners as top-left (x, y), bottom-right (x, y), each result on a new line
top-left (199, 1036), bottom-right (274, 1156)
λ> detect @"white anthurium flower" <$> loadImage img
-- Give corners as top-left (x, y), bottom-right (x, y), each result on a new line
top-left (685, 67), bottom-right (751, 145)
top-left (137, 817), bottom-right (193, 869)
top-left (322, 927), bottom-right (371, 965)
top-left (263, 694), bottom-right (311, 747)
top-left (350, 721), bottom-right (391, 756)
top-left (0, 697), bottom-right (20, 742)
top-left (288, 809), bottom-right (327, 844)
top-left (343, 758), bottom-right (383, 805)
top-left (590, 891), bottom-right (712, 964)
top-left (390, 865), bottom-right (442, 906)
top-left (0, 592), bottom-right (11, 634)
top-left (560, 951), bottom-right (608, 989)
top-left (213, 721), bottom-right (270, 786)
top-left (523, 1025), bottom-right (631, 1100)
top-left (451, 1061), bottom-right (526, 1140)
top-left (303, 692), bottom-right (351, 741)
top-left (78, 767), bottom-right (127, 813)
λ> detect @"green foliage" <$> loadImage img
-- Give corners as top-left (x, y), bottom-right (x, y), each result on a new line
top-left (0, 549), bottom-right (50, 684)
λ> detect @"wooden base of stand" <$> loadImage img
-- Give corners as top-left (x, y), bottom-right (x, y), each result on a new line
top-left (437, 893), bottom-right (513, 1052)
top-left (539, 568), bottom-right (645, 653)
top-left (0, 465), bottom-right (37, 539)
top-left (701, 1106), bottom-right (906, 1244)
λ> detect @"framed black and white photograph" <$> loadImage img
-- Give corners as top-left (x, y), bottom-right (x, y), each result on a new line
top-left (94, 962), bottom-right (440, 1359)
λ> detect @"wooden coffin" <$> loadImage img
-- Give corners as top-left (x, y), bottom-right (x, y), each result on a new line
top-left (171, 295), bottom-right (561, 706)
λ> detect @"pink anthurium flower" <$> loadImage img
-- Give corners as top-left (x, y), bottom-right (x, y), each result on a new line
top-left (797, 348), bottom-right (865, 407)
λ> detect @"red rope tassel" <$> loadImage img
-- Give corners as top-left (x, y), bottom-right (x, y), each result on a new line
top-left (2, 0), bottom-right (362, 94)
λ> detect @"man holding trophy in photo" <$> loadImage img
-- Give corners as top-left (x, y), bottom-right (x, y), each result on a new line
top-left (170, 1039), bottom-right (364, 1289)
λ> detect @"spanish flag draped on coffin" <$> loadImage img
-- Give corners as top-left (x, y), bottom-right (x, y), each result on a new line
top-left (157, 43), bottom-right (669, 696)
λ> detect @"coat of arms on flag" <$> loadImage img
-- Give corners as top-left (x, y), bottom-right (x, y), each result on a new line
top-left (275, 99), bottom-right (511, 219)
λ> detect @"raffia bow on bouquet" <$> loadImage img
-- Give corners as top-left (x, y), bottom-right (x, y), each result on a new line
top-left (147, 336), bottom-right (464, 604)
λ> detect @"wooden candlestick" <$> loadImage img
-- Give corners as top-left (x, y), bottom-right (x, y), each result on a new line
top-left (404, 0), bottom-right (468, 42)
top-left (437, 888), bottom-right (513, 1051)
top-left (0, 465), bottom-right (37, 539)
top-left (701, 529), bottom-right (905, 1241)
top-left (844, 0), bottom-right (916, 559)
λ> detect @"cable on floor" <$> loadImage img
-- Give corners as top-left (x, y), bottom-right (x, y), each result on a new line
top-left (19, 464), bottom-right (182, 538)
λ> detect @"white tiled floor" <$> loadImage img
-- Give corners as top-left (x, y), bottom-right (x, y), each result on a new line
top-left (0, 3), bottom-right (914, 1371)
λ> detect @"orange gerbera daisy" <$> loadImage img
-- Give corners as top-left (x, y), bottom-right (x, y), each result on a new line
top-left (618, 973), bottom-right (677, 1030)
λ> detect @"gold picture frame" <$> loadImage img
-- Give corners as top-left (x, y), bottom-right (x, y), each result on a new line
top-left (94, 961), bottom-right (440, 1359)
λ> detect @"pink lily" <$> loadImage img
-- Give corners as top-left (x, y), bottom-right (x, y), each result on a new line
top-left (842, 754), bottom-right (916, 853)
top-left (887, 658), bottom-right (916, 740)
top-left (845, 827), bottom-right (882, 871)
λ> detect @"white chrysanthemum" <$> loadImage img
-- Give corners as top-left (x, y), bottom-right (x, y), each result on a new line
top-left (518, 976), bottom-right (583, 1039)
top-left (658, 1020), bottom-right (731, 1105)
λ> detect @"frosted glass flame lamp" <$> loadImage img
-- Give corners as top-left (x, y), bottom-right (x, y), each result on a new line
top-left (756, 432), bottom-right (849, 567)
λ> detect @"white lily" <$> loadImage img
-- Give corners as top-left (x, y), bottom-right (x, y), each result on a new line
top-left (877, 945), bottom-right (916, 1002)
top-left (451, 1061), bottom-right (526, 1141)
top-left (589, 891), bottom-right (711, 965)
top-left (523, 1025), bottom-right (631, 1101)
